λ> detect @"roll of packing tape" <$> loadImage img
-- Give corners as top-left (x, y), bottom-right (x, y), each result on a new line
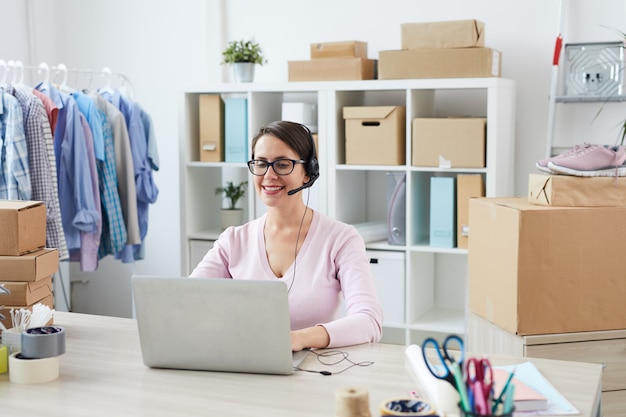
top-left (380, 398), bottom-right (437, 416)
top-left (9, 352), bottom-right (59, 384)
top-left (20, 326), bottom-right (65, 359)
top-left (335, 387), bottom-right (372, 417)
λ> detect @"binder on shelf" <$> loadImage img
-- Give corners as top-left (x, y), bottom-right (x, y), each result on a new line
top-left (224, 97), bottom-right (248, 162)
top-left (386, 172), bottom-right (406, 245)
top-left (456, 174), bottom-right (484, 249)
top-left (429, 176), bottom-right (456, 248)
top-left (198, 94), bottom-right (224, 162)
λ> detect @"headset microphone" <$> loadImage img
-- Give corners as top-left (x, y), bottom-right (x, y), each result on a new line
top-left (287, 172), bottom-right (319, 195)
top-left (288, 123), bottom-right (320, 196)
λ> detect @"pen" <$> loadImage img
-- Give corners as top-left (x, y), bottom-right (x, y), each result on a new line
top-left (451, 361), bottom-right (471, 413)
top-left (492, 368), bottom-right (516, 414)
top-left (503, 383), bottom-right (516, 414)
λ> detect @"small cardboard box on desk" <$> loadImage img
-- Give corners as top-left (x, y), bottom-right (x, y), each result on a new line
top-left (468, 197), bottom-right (626, 335)
top-left (0, 200), bottom-right (58, 332)
top-left (0, 200), bottom-right (46, 256)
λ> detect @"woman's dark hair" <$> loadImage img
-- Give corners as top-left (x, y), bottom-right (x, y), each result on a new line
top-left (251, 121), bottom-right (314, 163)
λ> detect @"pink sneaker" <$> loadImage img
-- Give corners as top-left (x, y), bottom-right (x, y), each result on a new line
top-left (535, 143), bottom-right (596, 173)
top-left (547, 145), bottom-right (626, 177)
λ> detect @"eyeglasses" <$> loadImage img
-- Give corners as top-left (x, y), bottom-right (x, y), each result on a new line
top-left (247, 159), bottom-right (306, 176)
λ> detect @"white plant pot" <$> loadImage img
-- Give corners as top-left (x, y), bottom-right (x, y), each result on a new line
top-left (232, 63), bottom-right (255, 83)
top-left (220, 209), bottom-right (244, 230)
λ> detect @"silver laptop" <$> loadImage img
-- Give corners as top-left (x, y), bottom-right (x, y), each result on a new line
top-left (131, 275), bottom-right (309, 375)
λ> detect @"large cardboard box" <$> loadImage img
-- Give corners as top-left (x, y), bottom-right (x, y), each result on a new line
top-left (343, 106), bottom-right (406, 165)
top-left (412, 118), bottom-right (486, 168)
top-left (456, 174), bottom-right (484, 249)
top-left (379, 48), bottom-right (501, 79)
top-left (0, 276), bottom-right (53, 306)
top-left (528, 173), bottom-right (626, 207)
top-left (401, 19), bottom-right (485, 49)
top-left (0, 293), bottom-right (53, 330)
top-left (198, 94), bottom-right (224, 162)
top-left (468, 197), bottom-right (626, 335)
top-left (0, 248), bottom-right (59, 282)
top-left (288, 58), bottom-right (376, 81)
top-left (0, 200), bottom-right (46, 256)
top-left (310, 41), bottom-right (368, 59)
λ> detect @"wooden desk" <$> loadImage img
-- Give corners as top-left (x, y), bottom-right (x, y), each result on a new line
top-left (0, 312), bottom-right (603, 417)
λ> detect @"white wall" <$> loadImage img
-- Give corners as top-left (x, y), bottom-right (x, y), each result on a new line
top-left (1, 0), bottom-right (625, 317)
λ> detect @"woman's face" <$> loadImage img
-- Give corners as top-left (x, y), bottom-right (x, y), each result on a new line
top-left (252, 134), bottom-right (308, 207)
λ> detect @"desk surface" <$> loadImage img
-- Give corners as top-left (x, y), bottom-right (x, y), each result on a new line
top-left (0, 312), bottom-right (603, 417)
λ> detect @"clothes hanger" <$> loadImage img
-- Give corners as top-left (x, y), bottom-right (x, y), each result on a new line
top-left (98, 66), bottom-right (115, 96)
top-left (38, 62), bottom-right (50, 85)
top-left (54, 63), bottom-right (74, 93)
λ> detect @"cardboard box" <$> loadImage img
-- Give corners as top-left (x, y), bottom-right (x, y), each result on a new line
top-left (0, 200), bottom-right (46, 256)
top-left (468, 197), bottom-right (626, 335)
top-left (198, 94), bottom-right (224, 162)
top-left (310, 41), bottom-right (368, 59)
top-left (343, 106), bottom-right (406, 165)
top-left (288, 58), bottom-right (376, 81)
top-left (401, 19), bottom-right (485, 49)
top-left (412, 118), bottom-right (486, 168)
top-left (0, 293), bottom-right (53, 330)
top-left (456, 174), bottom-right (484, 249)
top-left (430, 176), bottom-right (456, 248)
top-left (0, 276), bottom-right (53, 306)
top-left (528, 173), bottom-right (626, 207)
top-left (224, 97), bottom-right (248, 163)
top-left (0, 248), bottom-right (59, 282)
top-left (378, 48), bottom-right (501, 79)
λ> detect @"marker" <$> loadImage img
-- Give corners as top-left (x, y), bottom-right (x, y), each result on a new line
top-left (492, 368), bottom-right (515, 414)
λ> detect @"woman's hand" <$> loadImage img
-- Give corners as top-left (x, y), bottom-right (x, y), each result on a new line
top-left (291, 325), bottom-right (330, 351)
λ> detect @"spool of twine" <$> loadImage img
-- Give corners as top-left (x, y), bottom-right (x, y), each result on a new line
top-left (335, 387), bottom-right (372, 417)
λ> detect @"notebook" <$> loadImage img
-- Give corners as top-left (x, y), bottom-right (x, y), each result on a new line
top-left (492, 367), bottom-right (548, 412)
top-left (131, 275), bottom-right (309, 375)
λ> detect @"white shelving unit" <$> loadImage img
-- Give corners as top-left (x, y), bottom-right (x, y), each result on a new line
top-left (179, 78), bottom-right (516, 345)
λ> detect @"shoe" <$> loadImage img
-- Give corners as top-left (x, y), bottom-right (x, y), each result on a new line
top-left (547, 145), bottom-right (626, 177)
top-left (535, 143), bottom-right (596, 173)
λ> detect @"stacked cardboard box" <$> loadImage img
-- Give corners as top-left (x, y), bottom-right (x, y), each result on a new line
top-left (288, 41), bottom-right (376, 81)
top-left (379, 19), bottom-right (501, 79)
top-left (0, 201), bottom-right (58, 330)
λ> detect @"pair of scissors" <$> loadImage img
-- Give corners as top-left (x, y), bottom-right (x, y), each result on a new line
top-left (421, 335), bottom-right (465, 386)
top-left (421, 335), bottom-right (469, 411)
top-left (465, 357), bottom-right (493, 415)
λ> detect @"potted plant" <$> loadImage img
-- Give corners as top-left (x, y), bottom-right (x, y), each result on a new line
top-left (215, 180), bottom-right (248, 229)
top-left (221, 39), bottom-right (267, 82)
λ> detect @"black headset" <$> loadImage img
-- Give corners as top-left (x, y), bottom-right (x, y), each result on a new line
top-left (288, 124), bottom-right (319, 195)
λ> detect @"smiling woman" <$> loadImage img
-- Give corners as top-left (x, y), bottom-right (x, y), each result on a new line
top-left (190, 120), bottom-right (383, 353)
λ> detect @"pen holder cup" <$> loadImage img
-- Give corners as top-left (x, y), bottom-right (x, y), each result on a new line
top-left (459, 404), bottom-right (514, 417)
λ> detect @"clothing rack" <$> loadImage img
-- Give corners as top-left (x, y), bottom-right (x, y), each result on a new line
top-left (0, 60), bottom-right (134, 98)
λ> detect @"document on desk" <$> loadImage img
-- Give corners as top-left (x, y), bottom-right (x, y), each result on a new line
top-left (494, 361), bottom-right (579, 416)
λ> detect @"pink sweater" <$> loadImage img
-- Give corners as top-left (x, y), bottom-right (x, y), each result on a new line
top-left (190, 211), bottom-right (383, 348)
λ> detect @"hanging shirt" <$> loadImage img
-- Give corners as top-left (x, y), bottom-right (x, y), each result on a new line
top-left (0, 91), bottom-right (31, 200)
top-left (101, 89), bottom-right (158, 262)
top-left (32, 89), bottom-right (59, 135)
top-left (35, 82), bottom-right (100, 253)
top-left (93, 100), bottom-right (128, 258)
top-left (68, 115), bottom-right (102, 272)
top-left (8, 85), bottom-right (68, 260)
top-left (90, 92), bottom-right (141, 262)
